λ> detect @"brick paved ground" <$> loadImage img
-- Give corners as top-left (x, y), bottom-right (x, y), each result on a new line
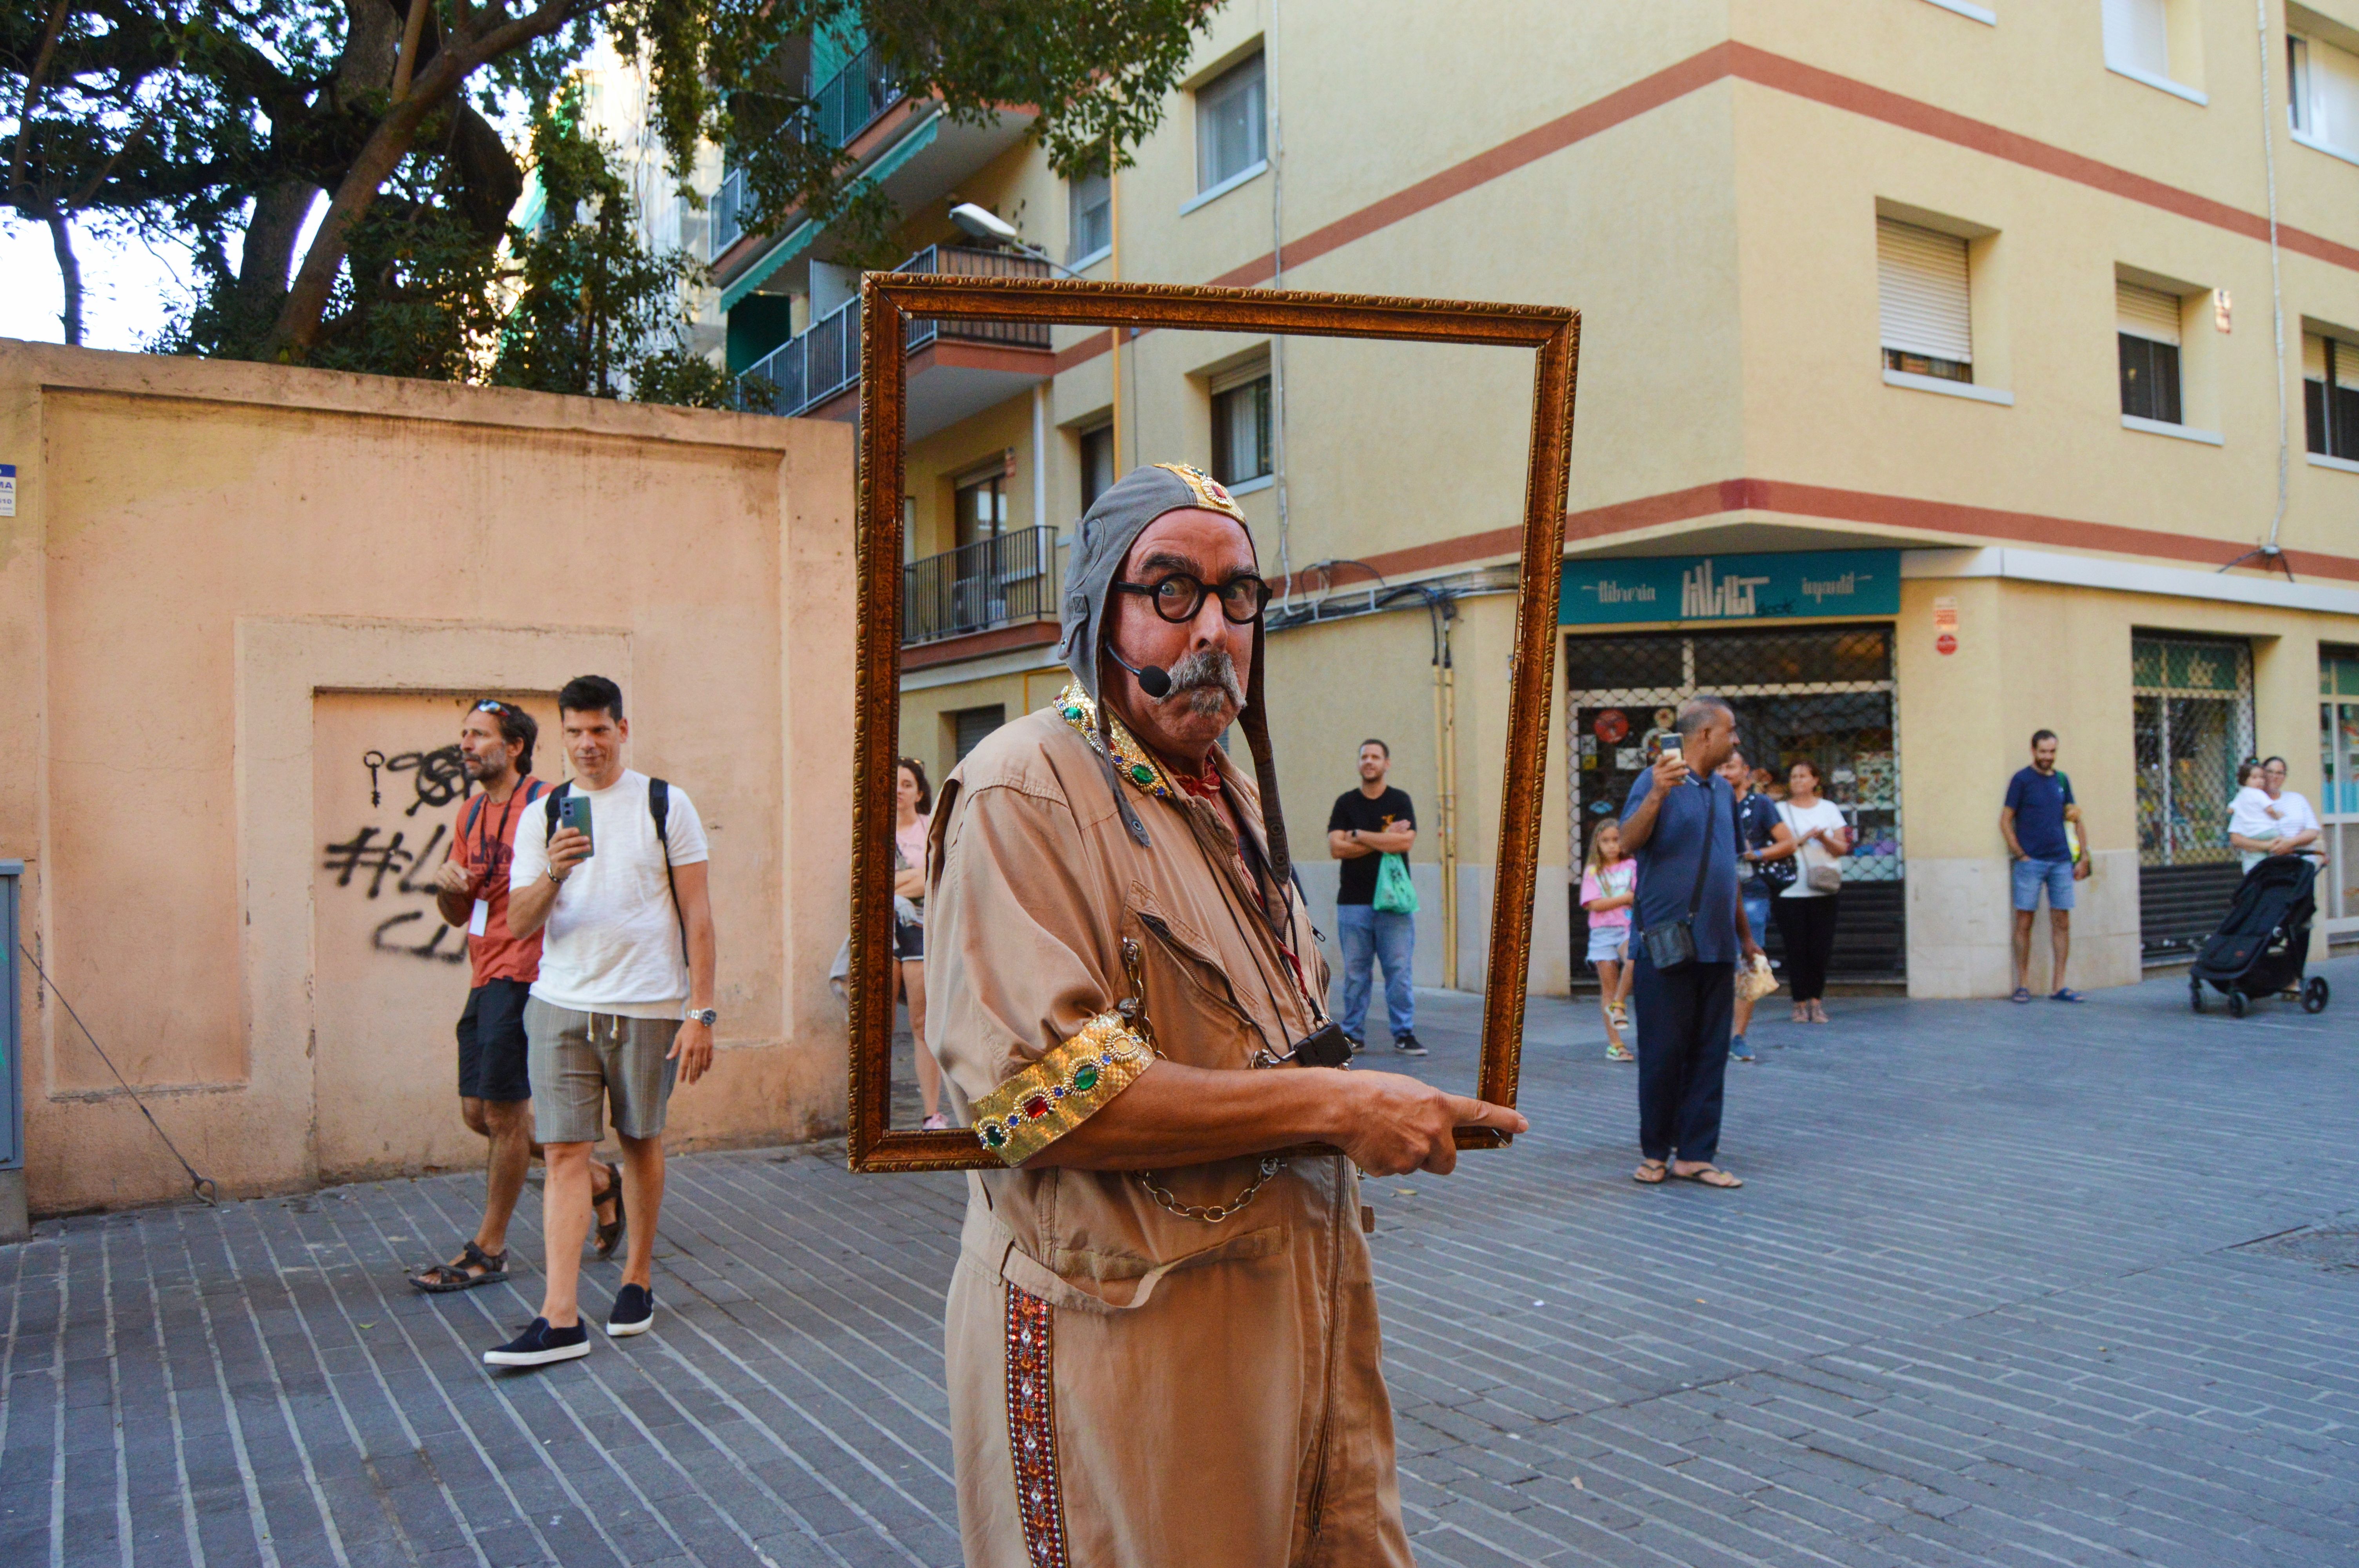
top-left (4, 959), bottom-right (2355, 1567)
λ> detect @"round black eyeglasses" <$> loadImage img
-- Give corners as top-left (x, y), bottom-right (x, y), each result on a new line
top-left (1112, 573), bottom-right (1273, 624)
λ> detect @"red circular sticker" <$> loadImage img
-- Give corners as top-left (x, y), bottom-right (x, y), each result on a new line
top-left (1936, 633), bottom-right (1958, 656)
top-left (1593, 710), bottom-right (1629, 744)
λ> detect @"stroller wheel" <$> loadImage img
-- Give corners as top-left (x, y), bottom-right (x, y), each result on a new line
top-left (2188, 977), bottom-right (2204, 1013)
top-left (2303, 976), bottom-right (2330, 1015)
top-left (2227, 990), bottom-right (2249, 1019)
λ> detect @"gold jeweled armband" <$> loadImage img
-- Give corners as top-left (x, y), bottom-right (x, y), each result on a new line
top-left (971, 1013), bottom-right (1153, 1165)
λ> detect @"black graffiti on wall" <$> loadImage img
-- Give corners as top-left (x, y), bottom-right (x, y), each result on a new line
top-left (359, 744), bottom-right (476, 816)
top-left (322, 819), bottom-right (467, 964)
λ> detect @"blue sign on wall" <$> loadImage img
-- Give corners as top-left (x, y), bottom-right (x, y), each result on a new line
top-left (1560, 549), bottom-right (1900, 626)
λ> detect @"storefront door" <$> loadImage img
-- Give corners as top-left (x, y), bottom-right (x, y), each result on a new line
top-left (1563, 624), bottom-right (1905, 982)
top-left (2132, 634), bottom-right (2254, 962)
top-left (2320, 648), bottom-right (2359, 941)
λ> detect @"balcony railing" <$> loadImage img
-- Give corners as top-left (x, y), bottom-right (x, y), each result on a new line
top-left (711, 40), bottom-right (906, 261)
top-left (732, 244), bottom-right (1053, 417)
top-left (904, 526), bottom-right (1064, 646)
top-left (711, 165), bottom-right (749, 257)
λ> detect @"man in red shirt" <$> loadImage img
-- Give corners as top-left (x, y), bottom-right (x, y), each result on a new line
top-left (407, 700), bottom-right (617, 1291)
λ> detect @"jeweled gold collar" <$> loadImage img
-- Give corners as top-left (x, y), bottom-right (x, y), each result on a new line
top-left (1055, 683), bottom-right (1180, 802)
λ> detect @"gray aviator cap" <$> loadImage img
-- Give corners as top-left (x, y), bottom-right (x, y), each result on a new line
top-left (1056, 463), bottom-right (1293, 893)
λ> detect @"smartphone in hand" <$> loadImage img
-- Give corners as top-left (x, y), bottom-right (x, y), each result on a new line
top-left (558, 793), bottom-right (594, 856)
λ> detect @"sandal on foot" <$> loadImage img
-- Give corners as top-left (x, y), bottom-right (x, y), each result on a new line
top-left (1632, 1159), bottom-right (1667, 1185)
top-left (1606, 1042), bottom-right (1635, 1062)
top-left (409, 1241), bottom-right (506, 1294)
top-left (2050, 988), bottom-right (2085, 1003)
top-left (2010, 987), bottom-right (2033, 1004)
top-left (1670, 1164), bottom-right (1743, 1189)
top-left (592, 1161), bottom-right (626, 1260)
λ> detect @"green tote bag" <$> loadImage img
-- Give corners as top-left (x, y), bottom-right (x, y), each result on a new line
top-left (1372, 852), bottom-right (1421, 915)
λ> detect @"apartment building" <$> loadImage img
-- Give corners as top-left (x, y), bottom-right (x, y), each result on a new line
top-left (708, 0), bottom-right (2359, 998)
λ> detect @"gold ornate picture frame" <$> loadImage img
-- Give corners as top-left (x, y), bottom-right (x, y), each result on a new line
top-left (848, 274), bottom-right (1579, 1172)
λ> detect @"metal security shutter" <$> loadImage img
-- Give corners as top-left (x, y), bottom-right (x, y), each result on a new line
top-left (2308, 330), bottom-right (2329, 382)
top-left (953, 705), bottom-right (1006, 762)
top-left (1877, 220), bottom-right (1971, 363)
top-left (2117, 281), bottom-right (2182, 345)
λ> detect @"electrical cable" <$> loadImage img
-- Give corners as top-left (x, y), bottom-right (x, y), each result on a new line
top-left (17, 942), bottom-right (218, 1206)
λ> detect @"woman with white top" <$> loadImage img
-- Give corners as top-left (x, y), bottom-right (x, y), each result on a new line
top-left (894, 757), bottom-right (948, 1129)
top-left (1774, 759), bottom-right (1852, 1025)
top-left (2230, 755), bottom-right (2324, 873)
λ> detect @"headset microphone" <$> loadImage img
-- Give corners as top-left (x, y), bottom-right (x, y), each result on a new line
top-left (1106, 644), bottom-right (1173, 699)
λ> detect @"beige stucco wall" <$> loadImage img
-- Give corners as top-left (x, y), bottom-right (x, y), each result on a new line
top-left (0, 342), bottom-right (856, 1214)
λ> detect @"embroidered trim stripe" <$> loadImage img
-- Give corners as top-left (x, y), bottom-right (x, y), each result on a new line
top-left (970, 1013), bottom-right (1152, 1165)
top-left (1005, 1285), bottom-right (1071, 1568)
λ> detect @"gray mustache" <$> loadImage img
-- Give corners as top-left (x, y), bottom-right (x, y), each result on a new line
top-left (1163, 649), bottom-right (1245, 713)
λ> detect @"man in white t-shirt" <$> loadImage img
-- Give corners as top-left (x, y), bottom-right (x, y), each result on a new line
top-left (487, 675), bottom-right (718, 1369)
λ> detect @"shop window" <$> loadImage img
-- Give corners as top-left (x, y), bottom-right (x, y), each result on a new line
top-left (1078, 422), bottom-right (1116, 509)
top-left (2304, 331), bottom-right (2359, 459)
top-left (1563, 626), bottom-right (1904, 981)
top-left (1068, 172), bottom-right (1112, 265)
top-left (1878, 219), bottom-right (1973, 383)
top-left (1210, 370), bottom-right (1273, 487)
top-left (2118, 281), bottom-right (2185, 425)
top-left (1195, 54), bottom-right (1267, 194)
top-left (2133, 633), bottom-right (2254, 960)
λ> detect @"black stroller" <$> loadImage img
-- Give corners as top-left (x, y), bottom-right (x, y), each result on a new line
top-left (2188, 855), bottom-right (2330, 1018)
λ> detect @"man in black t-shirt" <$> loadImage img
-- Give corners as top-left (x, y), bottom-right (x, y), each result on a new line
top-left (1327, 739), bottom-right (1422, 1055)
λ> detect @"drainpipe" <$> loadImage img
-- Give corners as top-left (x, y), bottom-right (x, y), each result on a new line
top-left (1032, 383), bottom-right (1048, 532)
top-left (1269, 0), bottom-right (1295, 610)
top-left (1109, 148), bottom-right (1124, 474)
top-left (1434, 604), bottom-right (1459, 987)
top-left (2251, 0), bottom-right (2292, 569)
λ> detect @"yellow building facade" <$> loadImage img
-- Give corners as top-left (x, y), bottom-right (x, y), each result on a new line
top-left (713, 0), bottom-right (2359, 997)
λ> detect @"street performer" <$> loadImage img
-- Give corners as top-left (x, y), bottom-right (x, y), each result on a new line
top-left (924, 462), bottom-right (1527, 1566)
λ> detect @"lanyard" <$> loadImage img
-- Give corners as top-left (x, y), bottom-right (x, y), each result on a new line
top-left (473, 782), bottom-right (526, 883)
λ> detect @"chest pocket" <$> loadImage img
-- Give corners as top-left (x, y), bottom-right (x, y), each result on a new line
top-left (1125, 886), bottom-right (1269, 1071)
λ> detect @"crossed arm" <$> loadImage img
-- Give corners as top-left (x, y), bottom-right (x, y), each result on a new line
top-left (1330, 822), bottom-right (1416, 858)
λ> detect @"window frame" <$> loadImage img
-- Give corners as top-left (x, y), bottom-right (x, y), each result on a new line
top-left (1209, 371), bottom-right (1274, 488)
top-left (1067, 172), bottom-right (1112, 269)
top-left (1193, 54), bottom-right (1268, 198)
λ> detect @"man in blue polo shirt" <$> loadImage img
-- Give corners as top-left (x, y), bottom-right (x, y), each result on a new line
top-left (1618, 695), bottom-right (1766, 1190)
top-left (2001, 729), bottom-right (2090, 1003)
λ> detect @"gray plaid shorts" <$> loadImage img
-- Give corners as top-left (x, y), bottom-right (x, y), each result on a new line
top-left (522, 998), bottom-right (680, 1144)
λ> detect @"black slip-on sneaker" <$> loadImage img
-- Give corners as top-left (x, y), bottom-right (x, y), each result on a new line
top-left (1392, 1033), bottom-right (1427, 1058)
top-left (606, 1283), bottom-right (655, 1338)
top-left (483, 1317), bottom-right (590, 1368)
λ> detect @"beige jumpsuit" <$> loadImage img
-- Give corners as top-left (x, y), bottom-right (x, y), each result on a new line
top-left (925, 697), bottom-right (1414, 1568)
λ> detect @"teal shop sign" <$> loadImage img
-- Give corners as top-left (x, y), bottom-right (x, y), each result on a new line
top-left (1560, 549), bottom-right (1900, 626)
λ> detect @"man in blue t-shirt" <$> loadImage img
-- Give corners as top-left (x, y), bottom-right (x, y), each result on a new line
top-left (1618, 696), bottom-right (1766, 1190)
top-left (2000, 729), bottom-right (2090, 1003)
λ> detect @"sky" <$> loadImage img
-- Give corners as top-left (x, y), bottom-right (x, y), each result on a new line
top-left (0, 220), bottom-right (194, 351)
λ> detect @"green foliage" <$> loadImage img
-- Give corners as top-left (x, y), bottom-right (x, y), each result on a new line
top-left (7, 0), bottom-right (1219, 388)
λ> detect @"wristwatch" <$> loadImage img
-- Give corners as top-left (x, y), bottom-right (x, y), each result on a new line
top-left (687, 1008), bottom-right (717, 1028)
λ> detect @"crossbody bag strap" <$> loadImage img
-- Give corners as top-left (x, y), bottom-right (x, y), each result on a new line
top-left (1681, 783), bottom-right (1716, 921)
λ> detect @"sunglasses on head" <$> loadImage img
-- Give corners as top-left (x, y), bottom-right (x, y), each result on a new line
top-left (475, 700), bottom-right (510, 715)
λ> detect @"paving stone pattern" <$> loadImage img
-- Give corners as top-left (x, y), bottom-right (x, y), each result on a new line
top-left (3, 960), bottom-right (2354, 1566)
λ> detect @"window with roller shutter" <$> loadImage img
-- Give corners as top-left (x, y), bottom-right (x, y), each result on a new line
top-left (2306, 330), bottom-right (2359, 460)
top-left (1877, 220), bottom-right (1972, 383)
top-left (2117, 281), bottom-right (2183, 425)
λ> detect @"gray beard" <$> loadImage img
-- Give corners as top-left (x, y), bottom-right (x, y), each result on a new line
top-left (1162, 648), bottom-right (1245, 718)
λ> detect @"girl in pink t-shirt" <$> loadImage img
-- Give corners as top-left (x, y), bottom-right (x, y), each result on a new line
top-left (1580, 820), bottom-right (1637, 1062)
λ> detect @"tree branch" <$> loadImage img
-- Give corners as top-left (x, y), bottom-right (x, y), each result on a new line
top-left (46, 211), bottom-right (83, 345)
top-left (261, 0), bottom-right (580, 360)
top-left (9, 0), bottom-right (75, 207)
top-left (389, 0), bottom-right (430, 99)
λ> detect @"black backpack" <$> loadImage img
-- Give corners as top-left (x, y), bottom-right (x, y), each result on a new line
top-left (543, 777), bottom-right (688, 953)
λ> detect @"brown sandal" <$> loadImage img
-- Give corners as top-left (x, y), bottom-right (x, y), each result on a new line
top-left (1632, 1159), bottom-right (1667, 1184)
top-left (592, 1161), bottom-right (626, 1259)
top-left (408, 1240), bottom-right (506, 1293)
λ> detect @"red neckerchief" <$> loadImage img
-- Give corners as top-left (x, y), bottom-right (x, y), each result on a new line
top-left (1172, 756), bottom-right (1225, 800)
